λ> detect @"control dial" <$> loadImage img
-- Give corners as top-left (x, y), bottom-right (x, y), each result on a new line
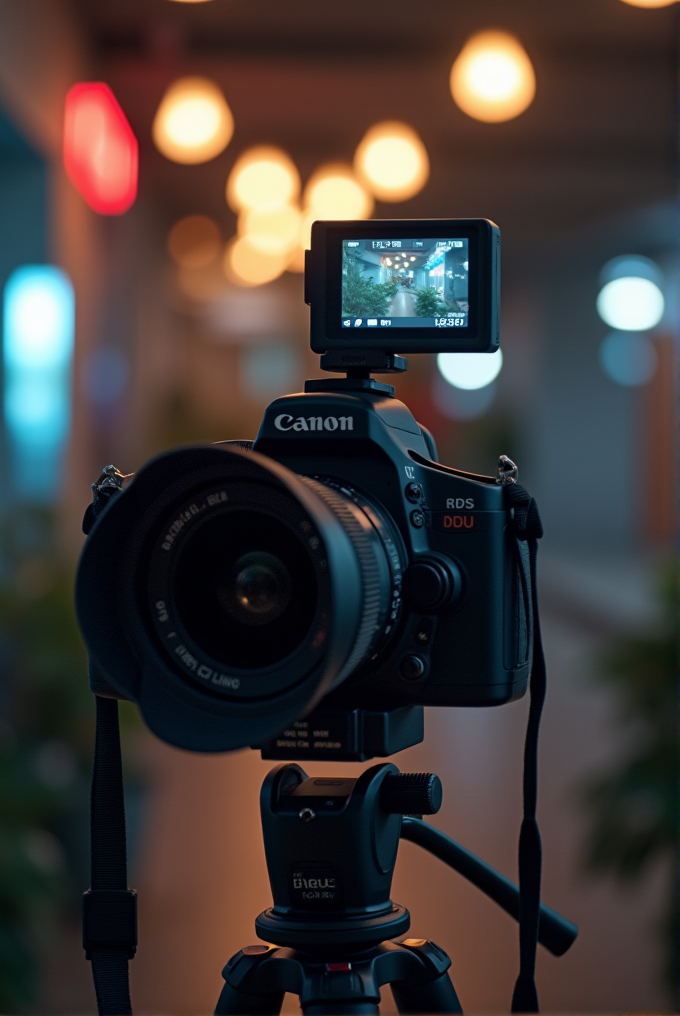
top-left (402, 556), bottom-right (462, 614)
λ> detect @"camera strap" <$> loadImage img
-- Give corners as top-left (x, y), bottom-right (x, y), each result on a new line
top-left (83, 695), bottom-right (136, 1016)
top-left (506, 483), bottom-right (545, 1014)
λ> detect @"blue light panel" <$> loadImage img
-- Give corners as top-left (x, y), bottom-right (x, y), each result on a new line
top-left (3, 265), bottom-right (75, 499)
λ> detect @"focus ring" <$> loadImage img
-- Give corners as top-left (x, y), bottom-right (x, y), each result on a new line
top-left (300, 478), bottom-right (383, 683)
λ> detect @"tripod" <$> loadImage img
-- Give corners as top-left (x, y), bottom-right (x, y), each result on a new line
top-left (215, 763), bottom-right (578, 1015)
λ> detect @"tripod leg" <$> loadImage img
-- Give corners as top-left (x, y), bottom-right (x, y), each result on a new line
top-left (392, 971), bottom-right (462, 1015)
top-left (214, 981), bottom-right (285, 1016)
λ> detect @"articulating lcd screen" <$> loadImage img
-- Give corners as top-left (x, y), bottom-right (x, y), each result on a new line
top-left (341, 238), bottom-right (469, 330)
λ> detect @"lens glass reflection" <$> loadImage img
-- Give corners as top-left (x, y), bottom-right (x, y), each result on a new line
top-left (174, 510), bottom-right (316, 669)
top-left (222, 550), bottom-right (292, 624)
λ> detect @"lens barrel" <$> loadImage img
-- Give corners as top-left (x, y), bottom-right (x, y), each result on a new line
top-left (76, 444), bottom-right (402, 752)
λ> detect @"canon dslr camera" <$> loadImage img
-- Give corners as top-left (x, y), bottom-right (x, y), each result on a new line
top-left (77, 218), bottom-right (532, 759)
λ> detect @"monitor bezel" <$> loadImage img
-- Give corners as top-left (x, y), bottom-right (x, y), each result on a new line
top-left (307, 218), bottom-right (499, 354)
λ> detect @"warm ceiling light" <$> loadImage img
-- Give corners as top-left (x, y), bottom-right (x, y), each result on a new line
top-left (239, 204), bottom-right (302, 254)
top-left (223, 236), bottom-right (289, 287)
top-left (63, 83), bottom-right (138, 215)
top-left (304, 164), bottom-right (374, 219)
top-left (152, 77), bottom-right (233, 164)
top-left (226, 147), bottom-right (300, 212)
top-left (354, 121), bottom-right (429, 202)
top-left (450, 31), bottom-right (536, 123)
top-left (618, 0), bottom-right (677, 6)
top-left (167, 0), bottom-right (214, 4)
top-left (167, 215), bottom-right (221, 268)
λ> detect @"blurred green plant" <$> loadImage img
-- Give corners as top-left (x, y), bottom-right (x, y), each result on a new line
top-left (0, 507), bottom-right (94, 1010)
top-left (579, 561), bottom-right (679, 998)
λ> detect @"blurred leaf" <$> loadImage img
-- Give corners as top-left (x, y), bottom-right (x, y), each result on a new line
top-left (579, 560), bottom-right (679, 993)
top-left (0, 508), bottom-right (93, 1008)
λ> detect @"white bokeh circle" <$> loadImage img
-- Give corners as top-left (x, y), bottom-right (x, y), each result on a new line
top-left (437, 350), bottom-right (503, 390)
top-left (596, 276), bottom-right (664, 332)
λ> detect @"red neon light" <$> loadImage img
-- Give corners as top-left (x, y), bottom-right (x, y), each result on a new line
top-left (63, 83), bottom-right (138, 215)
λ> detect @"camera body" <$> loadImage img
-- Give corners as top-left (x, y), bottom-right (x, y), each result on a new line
top-left (76, 217), bottom-right (532, 760)
top-left (253, 390), bottom-right (530, 717)
top-left (77, 387), bottom-right (531, 759)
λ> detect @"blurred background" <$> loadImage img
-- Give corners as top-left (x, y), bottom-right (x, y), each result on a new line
top-left (0, 0), bottom-right (677, 1012)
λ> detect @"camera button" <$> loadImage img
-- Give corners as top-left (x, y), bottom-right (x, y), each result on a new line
top-left (405, 483), bottom-right (423, 503)
top-left (409, 510), bottom-right (425, 528)
top-left (399, 655), bottom-right (426, 681)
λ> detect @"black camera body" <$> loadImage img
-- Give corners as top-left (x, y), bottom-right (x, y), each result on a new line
top-left (76, 218), bottom-right (532, 760)
top-left (253, 390), bottom-right (530, 710)
top-left (76, 387), bottom-right (530, 758)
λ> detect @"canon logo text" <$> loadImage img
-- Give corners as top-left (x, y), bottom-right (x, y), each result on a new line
top-left (274, 414), bottom-right (354, 433)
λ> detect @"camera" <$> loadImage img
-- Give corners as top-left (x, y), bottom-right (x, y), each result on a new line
top-left (78, 221), bottom-right (569, 1016)
top-left (76, 218), bottom-right (530, 759)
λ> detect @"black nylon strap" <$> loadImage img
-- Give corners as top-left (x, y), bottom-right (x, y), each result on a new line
top-left (90, 949), bottom-right (133, 1016)
top-left (84, 695), bottom-right (135, 1016)
top-left (505, 483), bottom-right (546, 1014)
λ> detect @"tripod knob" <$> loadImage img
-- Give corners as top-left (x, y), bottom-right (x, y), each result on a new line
top-left (381, 773), bottom-right (442, 815)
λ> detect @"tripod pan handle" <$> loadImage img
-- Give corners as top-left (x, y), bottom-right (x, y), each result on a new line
top-left (400, 817), bottom-right (578, 957)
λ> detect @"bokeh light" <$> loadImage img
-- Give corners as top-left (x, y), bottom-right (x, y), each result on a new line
top-left (599, 331), bottom-right (658, 386)
top-left (239, 204), bottom-right (302, 254)
top-left (596, 277), bottom-right (664, 331)
top-left (304, 164), bottom-right (374, 219)
top-left (3, 266), bottom-right (75, 498)
top-left (437, 350), bottom-right (503, 390)
top-left (63, 83), bottom-right (138, 215)
top-left (152, 77), bottom-right (234, 164)
top-left (618, 0), bottom-right (677, 7)
top-left (354, 121), bottom-right (429, 202)
top-left (450, 31), bottom-right (536, 123)
top-left (4, 267), bottom-right (74, 370)
top-left (226, 147), bottom-right (300, 212)
top-left (223, 236), bottom-right (289, 287)
top-left (167, 215), bottom-right (221, 268)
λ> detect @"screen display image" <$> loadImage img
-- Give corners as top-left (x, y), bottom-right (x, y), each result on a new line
top-left (341, 238), bottom-right (469, 330)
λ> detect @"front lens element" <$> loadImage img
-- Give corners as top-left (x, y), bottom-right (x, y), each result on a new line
top-left (173, 509), bottom-right (317, 670)
top-left (222, 551), bottom-right (293, 625)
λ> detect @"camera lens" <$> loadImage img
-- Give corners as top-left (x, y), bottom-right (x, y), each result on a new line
top-left (76, 444), bottom-right (405, 751)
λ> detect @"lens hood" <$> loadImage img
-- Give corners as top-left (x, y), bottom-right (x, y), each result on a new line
top-left (76, 444), bottom-right (373, 752)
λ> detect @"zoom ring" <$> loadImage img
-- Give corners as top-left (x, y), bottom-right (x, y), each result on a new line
top-left (300, 478), bottom-right (384, 683)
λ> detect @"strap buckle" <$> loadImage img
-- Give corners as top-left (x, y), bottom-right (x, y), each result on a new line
top-left (83, 889), bottom-right (138, 960)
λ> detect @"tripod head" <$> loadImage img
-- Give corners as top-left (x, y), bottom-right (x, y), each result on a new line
top-left (257, 763), bottom-right (441, 950)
